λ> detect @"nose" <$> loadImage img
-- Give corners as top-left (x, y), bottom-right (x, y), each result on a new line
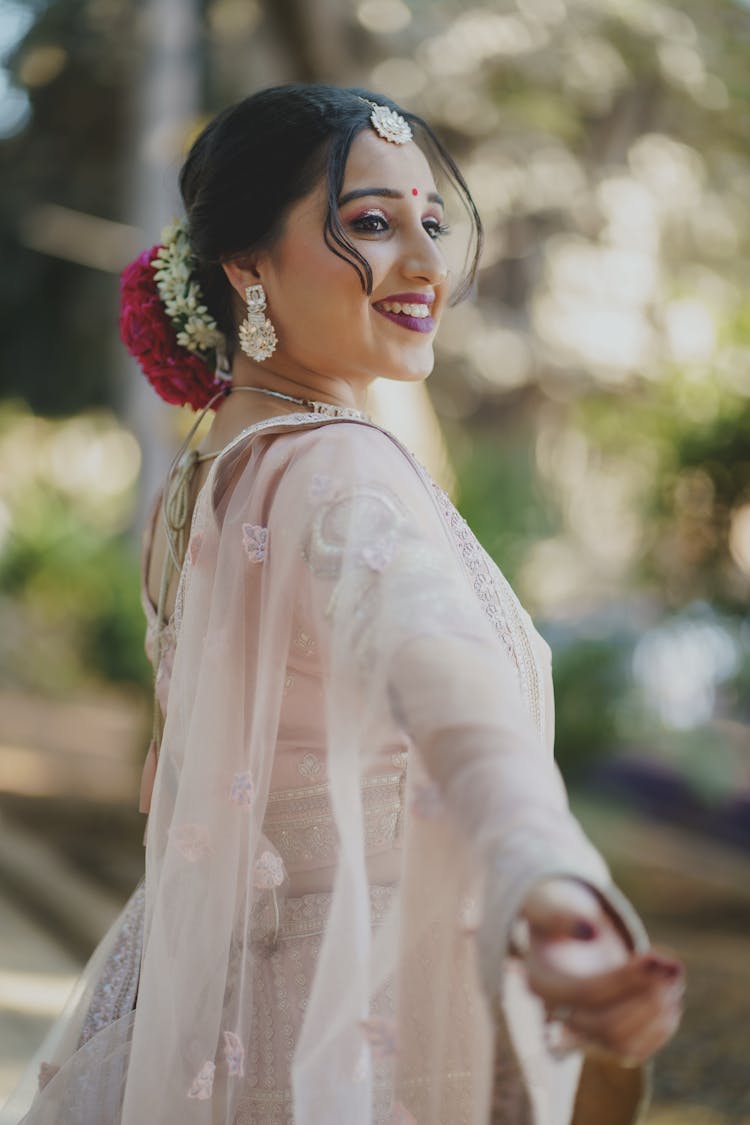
top-left (401, 225), bottom-right (449, 287)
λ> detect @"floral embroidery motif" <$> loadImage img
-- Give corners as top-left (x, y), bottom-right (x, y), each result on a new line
top-left (188, 532), bottom-right (204, 565)
top-left (253, 849), bottom-right (285, 889)
top-left (308, 473), bottom-right (341, 502)
top-left (188, 1060), bottom-right (215, 1100)
top-left (411, 782), bottom-right (444, 819)
top-left (302, 485), bottom-right (407, 580)
top-left (391, 749), bottom-right (409, 770)
top-left (359, 534), bottom-right (400, 572)
top-left (171, 823), bottom-right (212, 862)
top-left (297, 752), bottom-right (323, 780)
top-left (229, 771), bottom-right (255, 808)
top-left (223, 1030), bottom-right (245, 1077)
top-left (283, 673), bottom-right (295, 696)
top-left (293, 628), bottom-right (317, 655)
top-left (242, 523), bottom-right (267, 563)
top-left (360, 1017), bottom-right (398, 1060)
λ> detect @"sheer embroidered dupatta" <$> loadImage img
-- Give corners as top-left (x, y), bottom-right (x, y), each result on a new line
top-left (12, 413), bottom-right (648, 1125)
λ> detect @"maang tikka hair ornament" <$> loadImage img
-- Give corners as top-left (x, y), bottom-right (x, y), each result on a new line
top-left (238, 283), bottom-right (278, 362)
top-left (358, 97), bottom-right (412, 144)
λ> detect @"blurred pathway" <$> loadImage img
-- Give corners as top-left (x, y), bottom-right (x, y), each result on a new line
top-left (573, 797), bottom-right (750, 1125)
top-left (0, 880), bottom-right (81, 1115)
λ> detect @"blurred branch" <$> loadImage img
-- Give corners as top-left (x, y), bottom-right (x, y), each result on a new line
top-left (260, 0), bottom-right (354, 80)
top-left (17, 204), bottom-right (142, 273)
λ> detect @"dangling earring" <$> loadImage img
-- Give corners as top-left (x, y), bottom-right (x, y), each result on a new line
top-left (238, 283), bottom-right (278, 361)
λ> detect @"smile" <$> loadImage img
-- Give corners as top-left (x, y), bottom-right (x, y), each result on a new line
top-left (379, 301), bottom-right (430, 317)
top-left (373, 300), bottom-right (435, 334)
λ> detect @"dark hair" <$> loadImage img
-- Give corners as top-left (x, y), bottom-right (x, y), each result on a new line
top-left (179, 83), bottom-right (483, 354)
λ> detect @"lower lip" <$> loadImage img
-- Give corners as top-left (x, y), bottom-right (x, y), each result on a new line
top-left (374, 307), bottom-right (435, 334)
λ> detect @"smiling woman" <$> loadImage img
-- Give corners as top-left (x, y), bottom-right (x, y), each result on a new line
top-left (6, 84), bottom-right (683, 1125)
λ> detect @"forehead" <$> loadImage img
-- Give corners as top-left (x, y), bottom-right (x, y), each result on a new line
top-left (341, 128), bottom-right (438, 194)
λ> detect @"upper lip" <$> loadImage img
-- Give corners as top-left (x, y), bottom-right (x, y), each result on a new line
top-left (374, 292), bottom-right (435, 307)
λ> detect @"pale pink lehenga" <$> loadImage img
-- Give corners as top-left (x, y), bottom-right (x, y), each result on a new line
top-left (8, 413), bottom-right (651, 1125)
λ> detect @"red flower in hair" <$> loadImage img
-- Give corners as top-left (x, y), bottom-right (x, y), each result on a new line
top-left (118, 246), bottom-right (224, 411)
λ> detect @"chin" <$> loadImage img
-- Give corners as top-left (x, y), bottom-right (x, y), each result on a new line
top-left (389, 346), bottom-right (435, 383)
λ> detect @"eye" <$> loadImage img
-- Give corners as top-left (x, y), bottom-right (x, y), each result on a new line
top-left (424, 218), bottom-right (451, 240)
top-left (351, 212), bottom-right (389, 233)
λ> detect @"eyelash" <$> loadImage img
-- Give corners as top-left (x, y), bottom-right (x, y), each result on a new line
top-left (350, 212), bottom-right (451, 240)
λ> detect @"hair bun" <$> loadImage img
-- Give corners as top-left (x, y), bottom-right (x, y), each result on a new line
top-left (118, 226), bottom-right (227, 411)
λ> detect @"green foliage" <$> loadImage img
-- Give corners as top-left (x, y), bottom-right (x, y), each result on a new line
top-left (454, 426), bottom-right (556, 585)
top-left (574, 365), bottom-right (750, 610)
top-left (0, 405), bottom-right (150, 695)
top-left (548, 634), bottom-right (631, 780)
top-left (0, 491), bottom-right (150, 692)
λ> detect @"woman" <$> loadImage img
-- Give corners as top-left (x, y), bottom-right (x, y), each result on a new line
top-left (11, 83), bottom-right (682, 1124)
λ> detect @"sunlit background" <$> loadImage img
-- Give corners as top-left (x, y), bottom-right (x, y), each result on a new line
top-left (1, 1), bottom-right (749, 1121)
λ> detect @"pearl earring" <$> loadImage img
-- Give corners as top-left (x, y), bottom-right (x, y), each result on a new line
top-left (238, 283), bottom-right (278, 361)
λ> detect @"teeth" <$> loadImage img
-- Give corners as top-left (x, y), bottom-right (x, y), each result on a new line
top-left (379, 301), bottom-right (431, 318)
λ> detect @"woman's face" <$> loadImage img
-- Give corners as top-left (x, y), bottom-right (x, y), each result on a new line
top-left (226, 128), bottom-right (451, 393)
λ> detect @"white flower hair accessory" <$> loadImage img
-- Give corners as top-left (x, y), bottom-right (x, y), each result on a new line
top-left (150, 218), bottom-right (226, 357)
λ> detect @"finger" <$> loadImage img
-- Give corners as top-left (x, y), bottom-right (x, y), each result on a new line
top-left (561, 978), bottom-right (684, 1045)
top-left (617, 992), bottom-right (684, 1062)
top-left (548, 997), bottom-right (683, 1070)
top-left (526, 950), bottom-right (682, 1009)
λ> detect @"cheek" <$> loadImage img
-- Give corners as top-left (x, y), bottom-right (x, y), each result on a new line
top-left (281, 260), bottom-right (378, 346)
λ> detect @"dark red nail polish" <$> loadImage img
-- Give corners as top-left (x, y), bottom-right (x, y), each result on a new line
top-left (572, 921), bottom-right (597, 941)
top-left (644, 958), bottom-right (680, 978)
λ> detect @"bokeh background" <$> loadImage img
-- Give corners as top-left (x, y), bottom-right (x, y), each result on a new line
top-left (1, 0), bottom-right (749, 1121)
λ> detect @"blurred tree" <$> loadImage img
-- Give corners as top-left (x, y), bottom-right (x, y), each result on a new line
top-left (2, 0), bottom-right (750, 676)
top-left (0, 0), bottom-right (137, 414)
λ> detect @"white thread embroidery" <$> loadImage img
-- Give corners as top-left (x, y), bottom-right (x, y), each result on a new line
top-left (360, 534), bottom-right (400, 572)
top-left (229, 771), bottom-right (255, 807)
top-left (171, 823), bottom-right (212, 862)
top-left (223, 1030), bottom-right (245, 1077)
top-left (242, 523), bottom-right (267, 563)
top-left (253, 850), bottom-right (285, 889)
top-left (297, 752), bottom-right (323, 780)
top-left (308, 473), bottom-right (341, 502)
top-left (187, 1060), bottom-right (215, 1099)
top-left (293, 629), bottom-right (317, 655)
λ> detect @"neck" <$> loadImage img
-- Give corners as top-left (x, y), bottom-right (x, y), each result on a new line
top-left (228, 350), bottom-right (369, 412)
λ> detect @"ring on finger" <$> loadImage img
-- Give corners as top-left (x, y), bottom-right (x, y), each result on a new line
top-left (543, 1021), bottom-right (580, 1059)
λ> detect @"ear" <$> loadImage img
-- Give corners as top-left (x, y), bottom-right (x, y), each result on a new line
top-left (220, 256), bottom-right (263, 301)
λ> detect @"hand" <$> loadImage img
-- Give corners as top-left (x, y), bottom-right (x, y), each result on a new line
top-left (516, 877), bottom-right (684, 1067)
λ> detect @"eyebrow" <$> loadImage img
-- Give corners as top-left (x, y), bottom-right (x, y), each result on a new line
top-left (338, 187), bottom-right (445, 208)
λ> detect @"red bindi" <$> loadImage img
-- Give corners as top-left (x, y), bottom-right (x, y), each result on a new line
top-left (411, 188), bottom-right (418, 196)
